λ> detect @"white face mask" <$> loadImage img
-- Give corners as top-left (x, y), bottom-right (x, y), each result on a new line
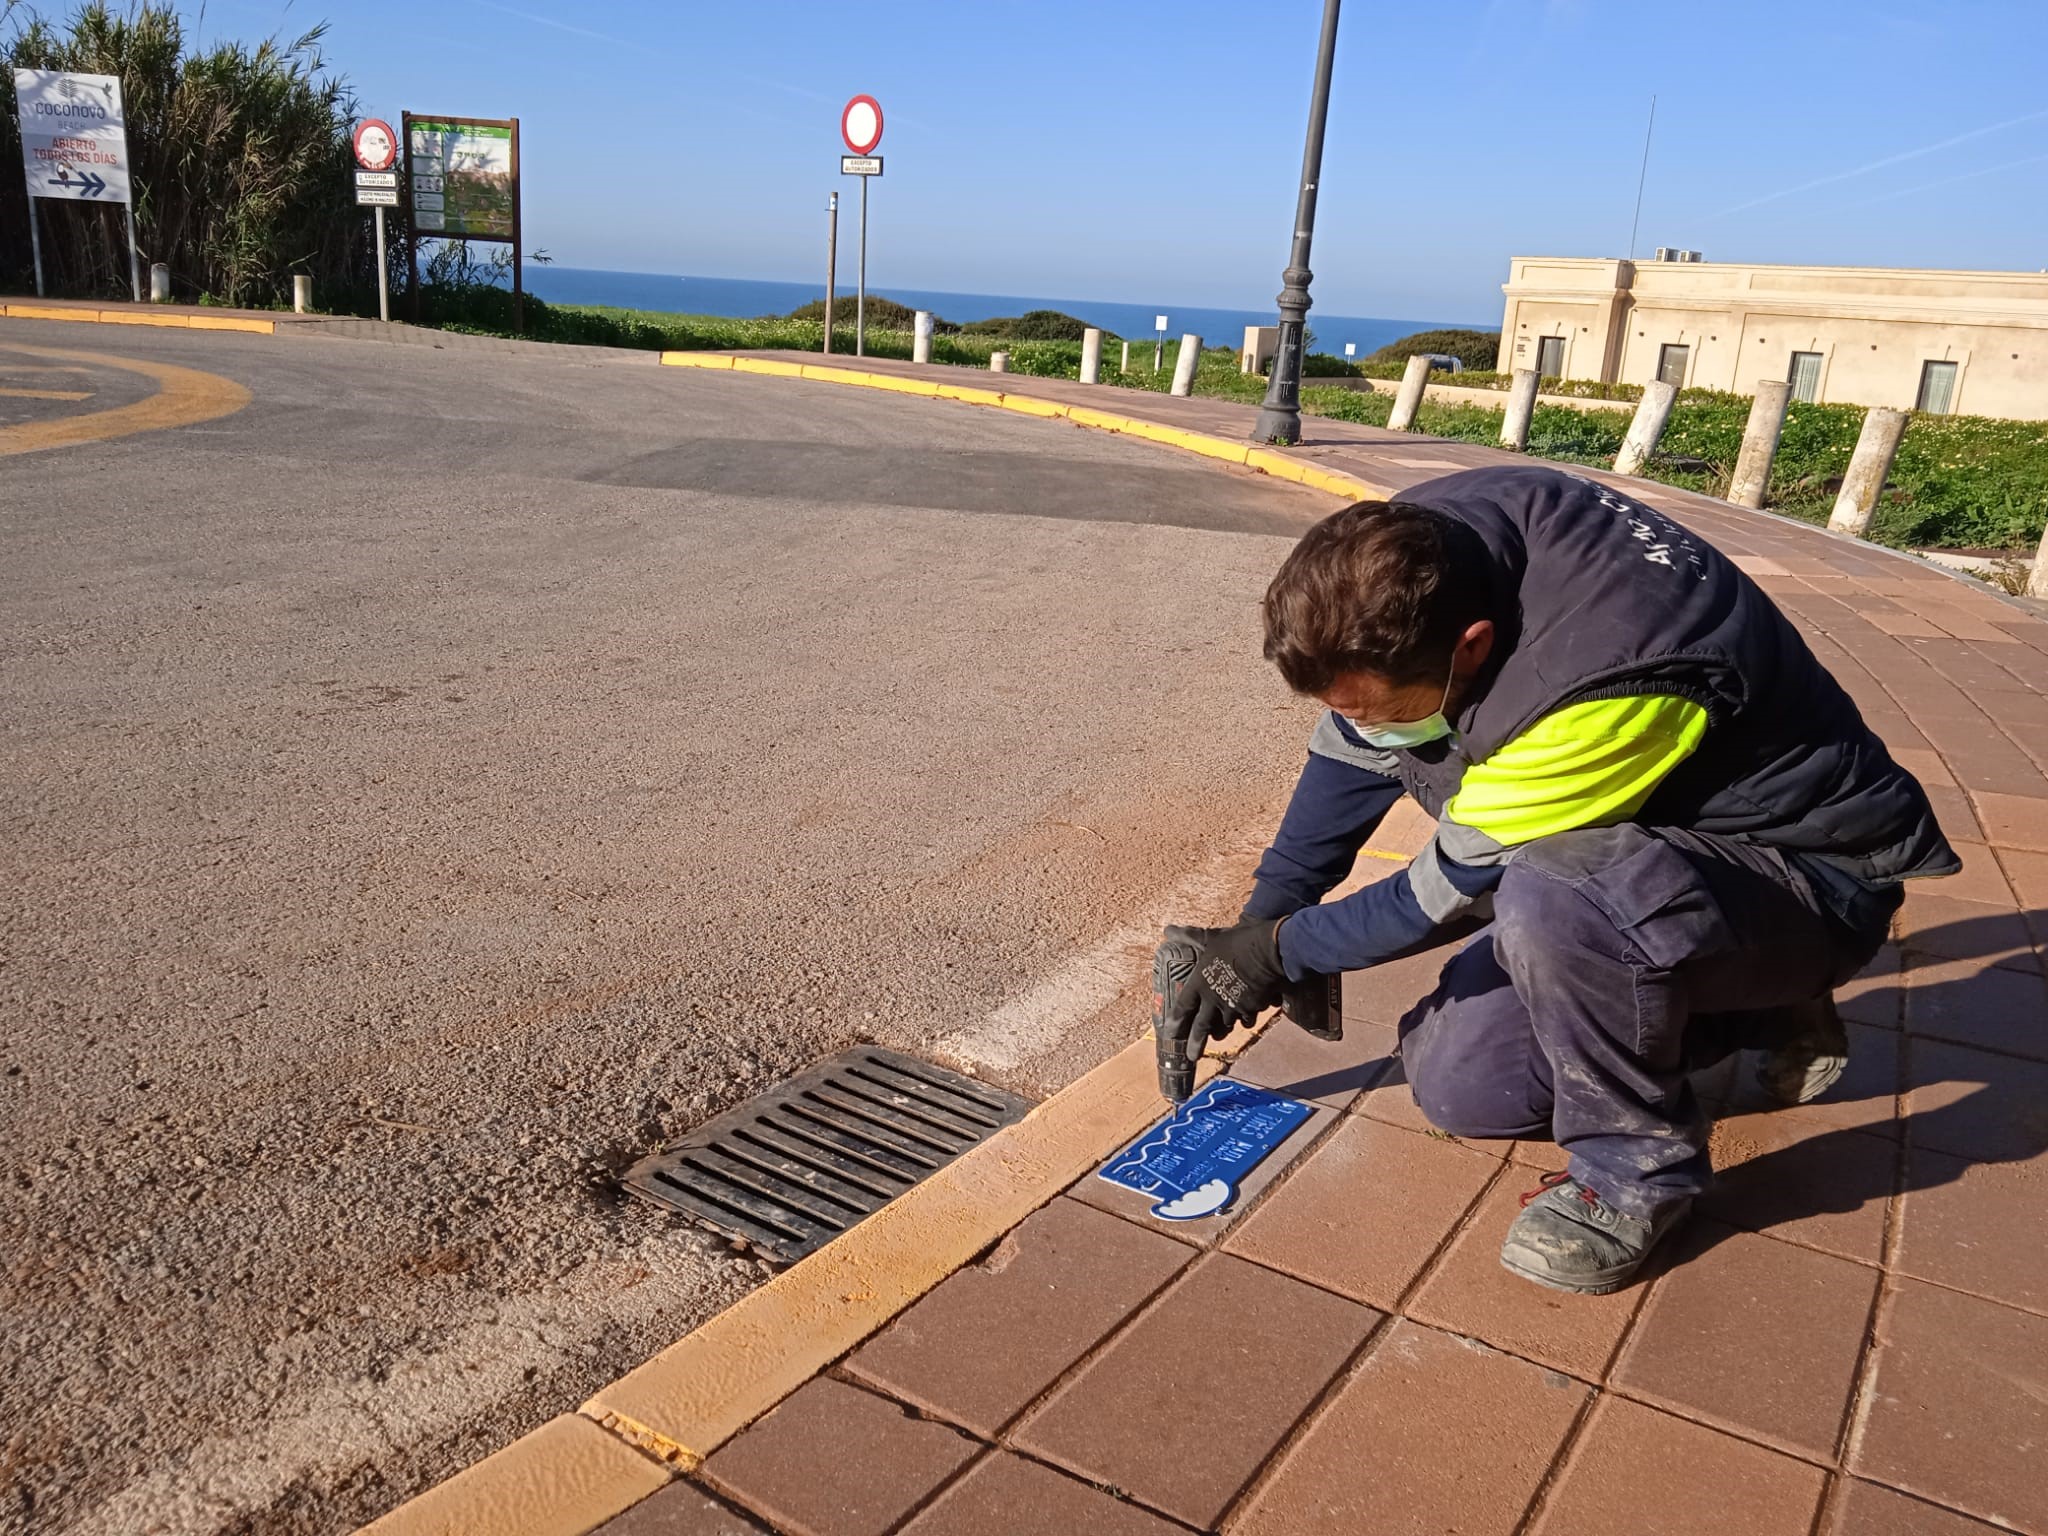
top-left (1347, 663), bottom-right (1456, 749)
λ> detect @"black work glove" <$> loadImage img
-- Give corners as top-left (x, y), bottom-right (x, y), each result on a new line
top-left (1158, 919), bottom-right (1288, 1068)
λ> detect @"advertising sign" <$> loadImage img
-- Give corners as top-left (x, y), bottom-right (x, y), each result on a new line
top-left (12, 69), bottom-right (131, 203)
top-left (405, 116), bottom-right (516, 238)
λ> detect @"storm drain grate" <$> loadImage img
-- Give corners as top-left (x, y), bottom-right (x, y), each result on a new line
top-left (622, 1045), bottom-right (1036, 1262)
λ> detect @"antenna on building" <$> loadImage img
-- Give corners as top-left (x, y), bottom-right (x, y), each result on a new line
top-left (1628, 95), bottom-right (1657, 260)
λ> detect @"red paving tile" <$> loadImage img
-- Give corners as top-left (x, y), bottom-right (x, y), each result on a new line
top-left (1231, 1320), bottom-right (1587, 1536)
top-left (1230, 1017), bottom-right (1397, 1110)
top-left (896, 1452), bottom-right (1185, 1536)
top-left (1969, 789), bottom-right (2048, 851)
top-left (1919, 784), bottom-right (1985, 844)
top-left (1827, 1480), bottom-right (2011, 1535)
top-left (1222, 1116), bottom-right (1499, 1309)
top-left (1066, 1102), bottom-right (1337, 1245)
top-left (593, 1484), bottom-right (771, 1535)
top-left (1405, 1177), bottom-right (1642, 1380)
top-left (1839, 944), bottom-right (1904, 1028)
top-left (2002, 844), bottom-right (2048, 908)
top-left (1610, 1221), bottom-right (1878, 1460)
top-left (1335, 945), bottom-right (1455, 1028)
top-left (1925, 842), bottom-right (2017, 905)
top-left (845, 1198), bottom-right (1193, 1437)
top-left (1893, 1144), bottom-right (2048, 1314)
top-left (699, 1378), bottom-right (978, 1536)
top-left (1703, 1107), bottom-right (1895, 1264)
top-left (1902, 955), bottom-right (2048, 1057)
top-left (1897, 891), bottom-right (2040, 971)
top-left (1529, 1394), bottom-right (1826, 1536)
top-left (1011, 1252), bottom-right (1377, 1530)
top-left (1854, 1279), bottom-right (2048, 1531)
top-left (1902, 1038), bottom-right (2048, 1164)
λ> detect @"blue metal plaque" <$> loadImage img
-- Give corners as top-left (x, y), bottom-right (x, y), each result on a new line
top-left (1096, 1078), bottom-right (1314, 1221)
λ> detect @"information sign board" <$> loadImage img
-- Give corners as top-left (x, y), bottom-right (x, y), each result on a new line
top-left (12, 69), bottom-right (131, 203)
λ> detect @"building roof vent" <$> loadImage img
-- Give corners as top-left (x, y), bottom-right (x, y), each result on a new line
top-left (1679, 249), bottom-right (1704, 262)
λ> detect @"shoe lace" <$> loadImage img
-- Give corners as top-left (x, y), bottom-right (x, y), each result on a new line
top-left (1519, 1169), bottom-right (1601, 1211)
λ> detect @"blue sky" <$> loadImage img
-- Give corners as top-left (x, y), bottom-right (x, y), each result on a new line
top-left (176, 0), bottom-right (2048, 322)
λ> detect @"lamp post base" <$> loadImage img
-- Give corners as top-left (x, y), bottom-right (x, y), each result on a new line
top-left (1250, 404), bottom-right (1302, 446)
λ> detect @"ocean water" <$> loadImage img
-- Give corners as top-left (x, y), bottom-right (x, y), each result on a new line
top-left (518, 264), bottom-right (1483, 357)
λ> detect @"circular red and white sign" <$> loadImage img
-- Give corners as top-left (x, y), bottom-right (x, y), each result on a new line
top-left (352, 118), bottom-right (397, 172)
top-left (840, 95), bottom-right (883, 156)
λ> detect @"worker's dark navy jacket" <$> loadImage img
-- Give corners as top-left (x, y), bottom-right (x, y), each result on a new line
top-left (1253, 466), bottom-right (1958, 977)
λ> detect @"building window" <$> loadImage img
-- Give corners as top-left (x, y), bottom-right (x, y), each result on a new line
top-left (1915, 360), bottom-right (1958, 415)
top-left (1788, 351), bottom-right (1823, 403)
top-left (1657, 344), bottom-right (1690, 388)
top-left (1536, 335), bottom-right (1565, 378)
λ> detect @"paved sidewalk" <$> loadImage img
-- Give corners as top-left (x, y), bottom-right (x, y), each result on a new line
top-left (387, 360), bottom-right (2048, 1536)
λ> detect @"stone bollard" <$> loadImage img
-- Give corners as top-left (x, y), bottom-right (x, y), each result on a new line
top-left (292, 274), bottom-right (312, 314)
top-left (1499, 367), bottom-right (1540, 450)
top-left (989, 351), bottom-right (1010, 374)
top-left (1387, 353), bottom-right (1433, 432)
top-left (1169, 333), bottom-right (1203, 397)
top-left (1727, 380), bottom-right (1793, 510)
top-left (1613, 380), bottom-right (1678, 477)
top-left (1827, 407), bottom-right (1909, 537)
top-left (1080, 327), bottom-right (1103, 386)
top-left (912, 310), bottom-right (933, 365)
top-left (149, 263), bottom-right (171, 304)
top-left (1120, 340), bottom-right (1130, 373)
top-left (2028, 520), bottom-right (2048, 600)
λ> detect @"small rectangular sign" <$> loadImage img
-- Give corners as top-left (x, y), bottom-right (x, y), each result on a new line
top-left (840, 155), bottom-right (883, 176)
top-left (356, 186), bottom-right (399, 206)
top-left (354, 169), bottom-right (397, 188)
top-left (1096, 1080), bottom-right (1313, 1221)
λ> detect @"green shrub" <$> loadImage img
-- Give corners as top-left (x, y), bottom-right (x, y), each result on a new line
top-left (960, 309), bottom-right (1100, 341)
top-left (781, 295), bottom-right (954, 331)
top-left (1365, 327), bottom-right (1502, 370)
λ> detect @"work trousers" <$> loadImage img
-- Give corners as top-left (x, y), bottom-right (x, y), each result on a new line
top-left (1397, 824), bottom-right (1895, 1219)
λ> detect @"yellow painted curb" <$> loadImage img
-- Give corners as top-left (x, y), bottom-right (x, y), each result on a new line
top-left (651, 352), bottom-right (1402, 502)
top-left (581, 1030), bottom-right (1249, 1468)
top-left (0, 301), bottom-right (275, 334)
top-left (357, 1415), bottom-right (668, 1536)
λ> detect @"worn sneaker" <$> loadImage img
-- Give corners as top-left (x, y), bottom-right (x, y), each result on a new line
top-left (1499, 1172), bottom-right (1691, 1295)
top-left (1754, 995), bottom-right (1849, 1105)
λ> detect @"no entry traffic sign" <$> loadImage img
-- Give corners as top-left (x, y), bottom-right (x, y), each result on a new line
top-left (352, 118), bottom-right (397, 172)
top-left (840, 94), bottom-right (883, 156)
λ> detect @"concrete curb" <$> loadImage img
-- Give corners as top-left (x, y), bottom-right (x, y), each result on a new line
top-left (658, 351), bottom-right (1392, 502)
top-left (0, 300), bottom-right (275, 334)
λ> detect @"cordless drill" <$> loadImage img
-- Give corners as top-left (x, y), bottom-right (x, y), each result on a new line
top-left (1153, 938), bottom-right (1343, 1103)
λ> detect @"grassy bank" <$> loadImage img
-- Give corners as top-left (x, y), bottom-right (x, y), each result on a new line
top-left (438, 296), bottom-right (2047, 552)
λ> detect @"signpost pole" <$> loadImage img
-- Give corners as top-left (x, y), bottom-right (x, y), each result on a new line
top-left (509, 117), bottom-right (523, 336)
top-left (824, 192), bottom-right (838, 355)
top-left (374, 206), bottom-right (390, 322)
top-left (404, 111), bottom-right (421, 323)
top-left (21, 167), bottom-right (44, 297)
top-left (856, 173), bottom-right (868, 358)
top-left (123, 202), bottom-right (142, 303)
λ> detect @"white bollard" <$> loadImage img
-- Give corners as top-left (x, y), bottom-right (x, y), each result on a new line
top-left (1613, 380), bottom-right (1679, 477)
top-left (149, 263), bottom-right (171, 304)
top-left (1120, 340), bottom-right (1130, 373)
top-left (1828, 407), bottom-right (1909, 537)
top-left (989, 351), bottom-right (1010, 374)
top-left (1499, 367), bottom-right (1540, 450)
top-left (1169, 333), bottom-right (1203, 397)
top-left (2027, 519), bottom-right (2048, 600)
top-left (292, 274), bottom-right (312, 314)
top-left (1080, 327), bottom-right (1102, 386)
top-left (1727, 379), bottom-right (1793, 510)
top-left (912, 310), bottom-right (934, 364)
top-left (1386, 353), bottom-right (1433, 432)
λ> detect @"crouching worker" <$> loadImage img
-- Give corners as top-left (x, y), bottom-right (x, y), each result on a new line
top-left (1159, 465), bottom-right (1954, 1294)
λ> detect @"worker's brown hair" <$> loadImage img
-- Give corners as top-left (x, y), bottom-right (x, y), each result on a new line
top-left (1262, 501), bottom-right (1493, 695)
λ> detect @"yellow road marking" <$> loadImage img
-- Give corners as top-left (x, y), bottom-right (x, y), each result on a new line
top-left (0, 386), bottom-right (92, 401)
top-left (0, 342), bottom-right (249, 455)
top-left (0, 300), bottom-right (274, 334)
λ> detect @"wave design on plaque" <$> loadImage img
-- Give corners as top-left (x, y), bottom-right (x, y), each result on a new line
top-left (1096, 1078), bottom-right (1314, 1221)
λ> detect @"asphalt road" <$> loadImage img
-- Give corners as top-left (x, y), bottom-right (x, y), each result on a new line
top-left (0, 320), bottom-right (1329, 1535)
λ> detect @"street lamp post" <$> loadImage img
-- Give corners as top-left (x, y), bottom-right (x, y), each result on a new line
top-left (1251, 0), bottom-right (1342, 447)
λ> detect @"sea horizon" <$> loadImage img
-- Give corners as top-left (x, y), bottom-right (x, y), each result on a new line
top-left (519, 264), bottom-right (1489, 358)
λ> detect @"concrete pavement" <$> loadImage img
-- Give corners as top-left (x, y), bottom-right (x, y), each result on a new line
top-left (0, 318), bottom-right (1328, 1536)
